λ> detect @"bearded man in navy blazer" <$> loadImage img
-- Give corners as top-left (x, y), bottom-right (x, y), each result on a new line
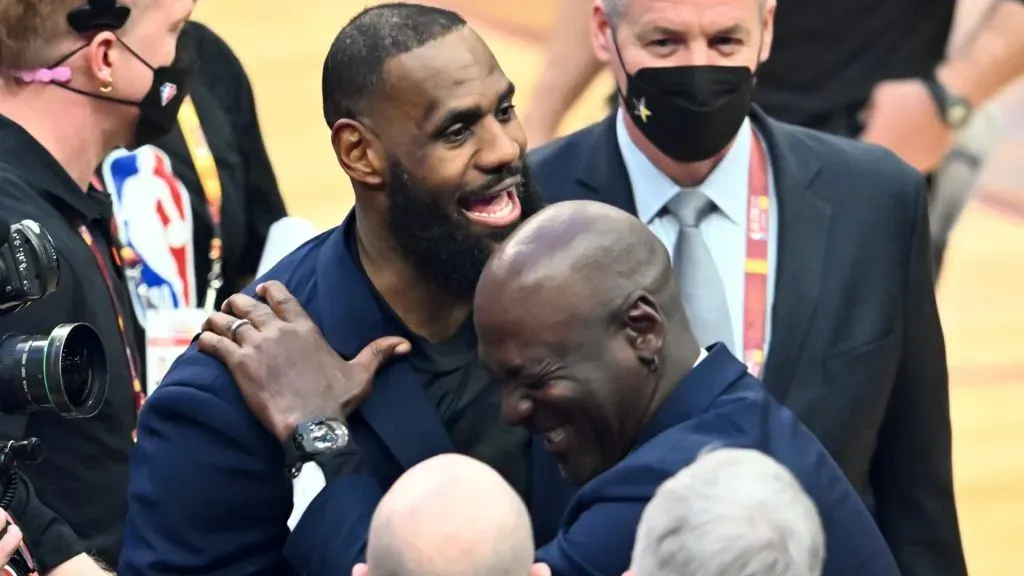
top-left (118, 5), bottom-right (575, 576)
top-left (525, 0), bottom-right (967, 574)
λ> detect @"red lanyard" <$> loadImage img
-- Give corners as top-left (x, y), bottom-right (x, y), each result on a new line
top-left (76, 222), bottom-right (146, 432)
top-left (743, 133), bottom-right (770, 376)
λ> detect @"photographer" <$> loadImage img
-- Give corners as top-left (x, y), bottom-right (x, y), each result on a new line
top-left (0, 0), bottom-right (196, 567)
top-left (4, 468), bottom-right (111, 574)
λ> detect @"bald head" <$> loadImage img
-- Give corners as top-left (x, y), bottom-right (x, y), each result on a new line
top-left (478, 200), bottom-right (683, 329)
top-left (364, 454), bottom-right (536, 576)
top-left (475, 201), bottom-right (700, 485)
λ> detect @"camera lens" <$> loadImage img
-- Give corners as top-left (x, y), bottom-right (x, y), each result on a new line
top-left (0, 323), bottom-right (108, 417)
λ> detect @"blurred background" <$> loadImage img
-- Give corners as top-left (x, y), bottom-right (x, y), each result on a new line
top-left (193, 1), bottom-right (1023, 573)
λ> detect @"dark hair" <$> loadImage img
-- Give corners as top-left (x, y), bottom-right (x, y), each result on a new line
top-left (321, 2), bottom-right (467, 127)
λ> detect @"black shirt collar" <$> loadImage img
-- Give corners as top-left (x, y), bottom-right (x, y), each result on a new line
top-left (0, 114), bottom-right (107, 223)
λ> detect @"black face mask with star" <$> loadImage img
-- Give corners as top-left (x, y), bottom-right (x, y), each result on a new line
top-left (611, 33), bottom-right (757, 162)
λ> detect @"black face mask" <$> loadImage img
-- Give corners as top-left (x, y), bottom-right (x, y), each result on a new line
top-left (45, 38), bottom-right (196, 148)
top-left (613, 38), bottom-right (755, 162)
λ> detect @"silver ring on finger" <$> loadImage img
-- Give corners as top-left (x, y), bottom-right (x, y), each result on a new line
top-left (229, 318), bottom-right (253, 342)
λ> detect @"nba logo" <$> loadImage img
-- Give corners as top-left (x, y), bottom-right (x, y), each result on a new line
top-left (101, 146), bottom-right (197, 327)
top-left (159, 82), bottom-right (178, 107)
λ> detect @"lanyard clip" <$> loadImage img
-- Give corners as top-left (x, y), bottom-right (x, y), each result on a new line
top-left (203, 258), bottom-right (224, 314)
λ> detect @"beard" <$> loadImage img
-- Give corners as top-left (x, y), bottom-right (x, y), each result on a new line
top-left (385, 160), bottom-right (545, 301)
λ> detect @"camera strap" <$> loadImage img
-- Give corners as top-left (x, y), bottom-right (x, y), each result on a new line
top-left (177, 95), bottom-right (225, 314)
top-left (77, 223), bottom-right (145, 438)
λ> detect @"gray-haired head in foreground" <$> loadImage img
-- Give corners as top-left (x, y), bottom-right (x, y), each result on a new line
top-left (602, 0), bottom-right (768, 24)
top-left (629, 447), bottom-right (826, 576)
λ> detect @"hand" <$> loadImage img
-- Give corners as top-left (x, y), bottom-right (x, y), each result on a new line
top-left (0, 514), bottom-right (22, 566)
top-left (198, 280), bottom-right (411, 443)
top-left (859, 78), bottom-right (954, 173)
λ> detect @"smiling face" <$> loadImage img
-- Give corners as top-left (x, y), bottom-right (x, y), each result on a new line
top-left (476, 280), bottom-right (660, 485)
top-left (368, 27), bottom-right (545, 299)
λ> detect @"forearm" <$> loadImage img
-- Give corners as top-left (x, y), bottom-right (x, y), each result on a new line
top-left (522, 0), bottom-right (604, 143)
top-left (937, 0), bottom-right (1024, 107)
top-left (47, 553), bottom-right (113, 575)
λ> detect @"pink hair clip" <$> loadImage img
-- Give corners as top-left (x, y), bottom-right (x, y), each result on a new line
top-left (14, 66), bottom-right (73, 84)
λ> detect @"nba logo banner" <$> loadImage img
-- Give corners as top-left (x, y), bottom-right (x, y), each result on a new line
top-left (101, 146), bottom-right (197, 329)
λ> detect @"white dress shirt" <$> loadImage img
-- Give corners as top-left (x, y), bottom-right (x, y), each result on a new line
top-left (616, 110), bottom-right (779, 359)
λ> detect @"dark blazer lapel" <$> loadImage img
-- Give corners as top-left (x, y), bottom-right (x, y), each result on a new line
top-left (314, 214), bottom-right (454, 472)
top-left (752, 108), bottom-right (831, 400)
top-left (576, 113), bottom-right (638, 215)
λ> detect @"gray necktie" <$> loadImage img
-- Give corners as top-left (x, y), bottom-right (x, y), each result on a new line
top-left (669, 191), bottom-right (734, 351)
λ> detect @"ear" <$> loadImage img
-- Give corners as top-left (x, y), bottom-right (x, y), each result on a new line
top-left (530, 562), bottom-right (552, 576)
top-left (758, 0), bottom-right (777, 65)
top-left (590, 0), bottom-right (613, 64)
top-left (352, 562), bottom-right (370, 576)
top-left (621, 291), bottom-right (665, 363)
top-left (81, 31), bottom-right (118, 89)
top-left (331, 119), bottom-right (386, 188)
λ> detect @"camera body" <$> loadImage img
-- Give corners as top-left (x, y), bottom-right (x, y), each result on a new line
top-left (0, 217), bottom-right (108, 418)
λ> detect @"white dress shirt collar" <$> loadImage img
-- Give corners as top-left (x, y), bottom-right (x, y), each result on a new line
top-left (616, 108), bottom-right (753, 226)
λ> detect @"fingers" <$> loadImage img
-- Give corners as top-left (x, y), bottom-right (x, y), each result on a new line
top-left (351, 563), bottom-right (370, 576)
top-left (256, 281), bottom-right (309, 323)
top-left (530, 563), bottom-right (552, 576)
top-left (202, 312), bottom-right (258, 345)
top-left (221, 293), bottom-right (277, 330)
top-left (197, 332), bottom-right (243, 367)
top-left (351, 336), bottom-right (412, 374)
top-left (0, 517), bottom-right (22, 563)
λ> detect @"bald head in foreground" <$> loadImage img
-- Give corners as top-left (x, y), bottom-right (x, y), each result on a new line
top-left (473, 200), bottom-right (901, 575)
top-left (353, 453), bottom-right (550, 576)
top-left (627, 447), bottom-right (826, 576)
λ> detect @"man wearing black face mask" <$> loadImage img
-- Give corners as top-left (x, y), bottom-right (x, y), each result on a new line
top-left (529, 0), bottom-right (966, 575)
top-left (0, 0), bottom-right (196, 567)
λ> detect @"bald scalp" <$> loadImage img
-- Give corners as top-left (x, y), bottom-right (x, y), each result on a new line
top-left (367, 454), bottom-right (534, 576)
top-left (478, 200), bottom-right (682, 328)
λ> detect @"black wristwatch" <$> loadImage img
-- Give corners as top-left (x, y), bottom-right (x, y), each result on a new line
top-left (286, 417), bottom-right (350, 472)
top-left (922, 76), bottom-right (973, 130)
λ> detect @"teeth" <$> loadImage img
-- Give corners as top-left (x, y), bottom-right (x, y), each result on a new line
top-left (468, 189), bottom-right (514, 218)
top-left (545, 428), bottom-right (566, 443)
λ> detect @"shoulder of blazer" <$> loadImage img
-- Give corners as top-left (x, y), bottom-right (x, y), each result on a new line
top-left (760, 114), bottom-right (925, 214)
top-left (528, 115), bottom-right (615, 174)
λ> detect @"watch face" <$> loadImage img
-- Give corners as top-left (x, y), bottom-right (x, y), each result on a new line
top-left (303, 420), bottom-right (349, 453)
top-left (947, 102), bottom-right (971, 129)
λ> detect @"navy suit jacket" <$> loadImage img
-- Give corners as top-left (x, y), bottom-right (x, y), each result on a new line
top-left (527, 110), bottom-right (965, 576)
top-left (292, 345), bottom-right (899, 576)
top-left (534, 344), bottom-right (899, 576)
top-left (118, 214), bottom-right (577, 576)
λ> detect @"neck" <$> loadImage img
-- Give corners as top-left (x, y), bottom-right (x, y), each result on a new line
top-left (354, 206), bottom-right (472, 343)
top-left (0, 88), bottom-right (114, 190)
top-left (638, 327), bottom-right (701, 431)
top-left (624, 115), bottom-right (738, 188)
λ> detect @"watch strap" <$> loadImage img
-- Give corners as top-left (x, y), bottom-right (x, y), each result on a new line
top-left (922, 76), bottom-right (949, 116)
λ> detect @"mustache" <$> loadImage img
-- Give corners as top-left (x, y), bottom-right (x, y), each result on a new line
top-left (461, 165), bottom-right (527, 198)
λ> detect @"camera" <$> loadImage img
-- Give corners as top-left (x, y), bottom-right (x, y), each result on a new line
top-left (0, 216), bottom-right (107, 418)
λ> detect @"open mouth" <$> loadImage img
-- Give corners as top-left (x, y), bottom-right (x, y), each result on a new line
top-left (541, 425), bottom-right (571, 454)
top-left (457, 182), bottom-right (523, 228)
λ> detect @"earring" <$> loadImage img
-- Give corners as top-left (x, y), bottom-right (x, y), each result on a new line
top-left (642, 355), bottom-right (659, 373)
top-left (99, 78), bottom-right (113, 93)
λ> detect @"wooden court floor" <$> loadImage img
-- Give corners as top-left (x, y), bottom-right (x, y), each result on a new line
top-left (195, 2), bottom-right (1024, 573)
